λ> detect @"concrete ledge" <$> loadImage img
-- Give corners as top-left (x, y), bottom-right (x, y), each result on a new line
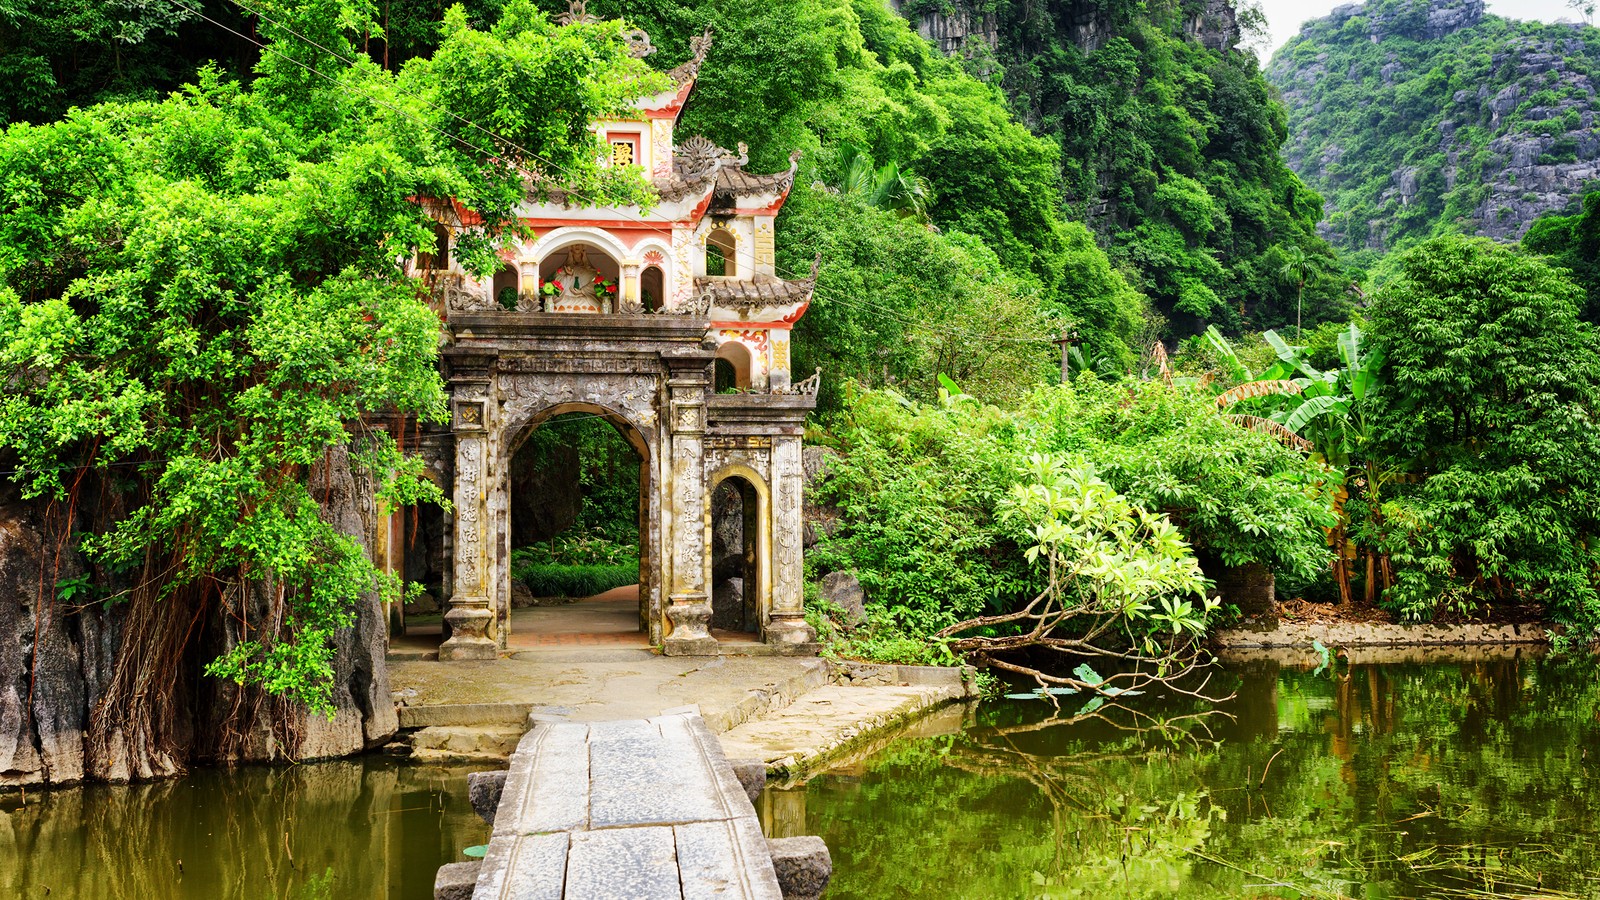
top-left (831, 661), bottom-right (977, 697)
top-left (701, 660), bottom-right (831, 733)
top-left (1214, 621), bottom-right (1550, 649)
top-left (399, 702), bottom-right (535, 729)
top-left (408, 725), bottom-right (523, 762)
top-left (719, 684), bottom-right (969, 780)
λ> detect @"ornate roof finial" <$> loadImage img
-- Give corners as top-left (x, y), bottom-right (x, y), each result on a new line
top-left (557, 0), bottom-right (599, 26)
top-left (689, 26), bottom-right (714, 62)
top-left (668, 26), bottom-right (715, 85)
top-left (622, 27), bottom-right (656, 58)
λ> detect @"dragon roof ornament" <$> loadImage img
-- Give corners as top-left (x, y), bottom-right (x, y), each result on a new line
top-left (558, 2), bottom-right (656, 57)
top-left (556, 0), bottom-right (599, 25)
top-left (668, 27), bottom-right (715, 85)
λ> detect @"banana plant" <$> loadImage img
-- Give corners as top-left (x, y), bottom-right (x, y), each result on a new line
top-left (1210, 323), bottom-right (1393, 605)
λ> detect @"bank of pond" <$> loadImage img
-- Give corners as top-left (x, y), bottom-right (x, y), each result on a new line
top-left (2, 653), bottom-right (1595, 898)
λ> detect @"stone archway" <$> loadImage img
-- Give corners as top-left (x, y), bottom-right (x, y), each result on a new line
top-left (707, 465), bottom-right (770, 638)
top-left (435, 311), bottom-right (816, 659)
top-left (501, 401), bottom-right (655, 643)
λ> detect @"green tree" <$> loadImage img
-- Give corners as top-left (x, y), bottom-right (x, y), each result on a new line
top-left (1368, 236), bottom-right (1600, 629)
top-left (1275, 245), bottom-right (1312, 340)
top-left (0, 0), bottom-right (662, 769)
top-left (1523, 191), bottom-right (1600, 323)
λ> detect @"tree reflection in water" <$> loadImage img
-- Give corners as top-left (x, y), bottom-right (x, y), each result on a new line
top-left (793, 655), bottom-right (1600, 899)
top-left (0, 758), bottom-right (487, 899)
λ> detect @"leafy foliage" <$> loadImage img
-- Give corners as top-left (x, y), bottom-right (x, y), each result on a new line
top-left (1524, 190), bottom-right (1600, 322)
top-left (1368, 236), bottom-right (1600, 629)
top-left (0, 0), bottom-right (660, 710)
top-left (810, 377), bottom-right (1333, 652)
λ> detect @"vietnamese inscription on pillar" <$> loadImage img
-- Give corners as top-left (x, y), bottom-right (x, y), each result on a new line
top-left (455, 439), bottom-right (483, 593)
top-left (771, 439), bottom-right (804, 610)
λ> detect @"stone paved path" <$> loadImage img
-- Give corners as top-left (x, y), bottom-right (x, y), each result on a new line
top-left (474, 711), bottom-right (783, 900)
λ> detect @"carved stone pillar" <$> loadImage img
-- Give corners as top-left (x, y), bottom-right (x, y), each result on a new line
top-left (766, 436), bottom-right (816, 645)
top-left (663, 353), bottom-right (717, 655)
top-left (441, 397), bottom-right (497, 661)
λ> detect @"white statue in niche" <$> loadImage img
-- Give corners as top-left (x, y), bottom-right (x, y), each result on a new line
top-left (545, 245), bottom-right (612, 313)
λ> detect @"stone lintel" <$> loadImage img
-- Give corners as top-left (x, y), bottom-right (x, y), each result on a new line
top-left (448, 311), bottom-right (712, 342)
top-left (706, 423), bottom-right (806, 439)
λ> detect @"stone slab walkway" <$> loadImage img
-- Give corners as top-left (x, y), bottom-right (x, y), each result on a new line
top-left (392, 655), bottom-right (828, 731)
top-left (473, 711), bottom-right (783, 900)
top-left (717, 683), bottom-right (966, 778)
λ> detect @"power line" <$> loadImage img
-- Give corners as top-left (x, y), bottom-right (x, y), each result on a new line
top-left (186, 0), bottom-right (1060, 346)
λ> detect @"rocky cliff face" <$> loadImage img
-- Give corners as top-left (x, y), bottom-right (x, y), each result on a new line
top-left (0, 447), bottom-right (396, 789)
top-left (1269, 0), bottom-right (1600, 250)
top-left (893, 0), bottom-right (1238, 60)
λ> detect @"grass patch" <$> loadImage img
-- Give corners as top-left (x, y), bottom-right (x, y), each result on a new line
top-left (513, 562), bottom-right (638, 598)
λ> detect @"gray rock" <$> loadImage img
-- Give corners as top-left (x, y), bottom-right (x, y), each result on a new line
top-left (510, 579), bottom-right (536, 609)
top-left (468, 769), bottom-right (508, 825)
top-left (767, 836), bottom-right (832, 900)
top-left (406, 591), bottom-right (440, 616)
top-left (819, 571), bottom-right (866, 629)
top-left (433, 861), bottom-right (482, 900)
top-left (730, 758), bottom-right (767, 803)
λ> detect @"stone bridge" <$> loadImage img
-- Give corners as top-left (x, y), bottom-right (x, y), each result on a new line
top-left (433, 709), bottom-right (831, 900)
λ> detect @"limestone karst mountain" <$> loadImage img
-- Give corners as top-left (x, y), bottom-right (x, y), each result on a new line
top-left (1267, 0), bottom-right (1600, 255)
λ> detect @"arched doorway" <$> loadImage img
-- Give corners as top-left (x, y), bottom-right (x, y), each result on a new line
top-left (492, 263), bottom-right (520, 309)
top-left (708, 470), bottom-right (767, 641)
top-left (500, 404), bottom-right (652, 648)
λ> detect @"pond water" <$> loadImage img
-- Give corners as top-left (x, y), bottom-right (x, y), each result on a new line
top-left (2, 655), bottom-right (1594, 899)
top-left (777, 654), bottom-right (1600, 899)
top-left (0, 757), bottom-right (487, 899)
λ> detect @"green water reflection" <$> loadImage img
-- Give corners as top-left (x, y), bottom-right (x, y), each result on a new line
top-left (0, 757), bottom-right (487, 899)
top-left (790, 656), bottom-right (1600, 899)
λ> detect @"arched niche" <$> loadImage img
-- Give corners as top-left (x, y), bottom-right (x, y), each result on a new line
top-left (641, 265), bottom-right (665, 312)
top-left (538, 241), bottom-right (622, 313)
top-left (706, 228), bottom-right (736, 278)
top-left (715, 340), bottom-right (753, 391)
top-left (492, 263), bottom-right (520, 310)
top-left (707, 465), bottom-right (771, 638)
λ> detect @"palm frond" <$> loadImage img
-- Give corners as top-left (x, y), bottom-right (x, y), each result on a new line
top-left (1215, 380), bottom-right (1303, 408)
top-left (1224, 414), bottom-right (1313, 452)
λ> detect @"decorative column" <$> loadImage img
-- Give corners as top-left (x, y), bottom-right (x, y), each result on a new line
top-left (440, 396), bottom-right (498, 660)
top-left (621, 262), bottom-right (641, 312)
top-left (662, 351), bottom-right (718, 655)
top-left (516, 261), bottom-right (539, 312)
top-left (766, 435), bottom-right (816, 645)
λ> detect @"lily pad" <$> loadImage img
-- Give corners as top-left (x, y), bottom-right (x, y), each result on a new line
top-left (463, 845), bottom-right (488, 859)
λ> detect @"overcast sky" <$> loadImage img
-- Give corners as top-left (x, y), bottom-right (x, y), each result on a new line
top-left (1256, 0), bottom-right (1590, 61)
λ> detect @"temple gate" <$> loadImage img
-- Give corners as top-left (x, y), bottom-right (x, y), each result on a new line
top-left (398, 15), bottom-right (821, 659)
